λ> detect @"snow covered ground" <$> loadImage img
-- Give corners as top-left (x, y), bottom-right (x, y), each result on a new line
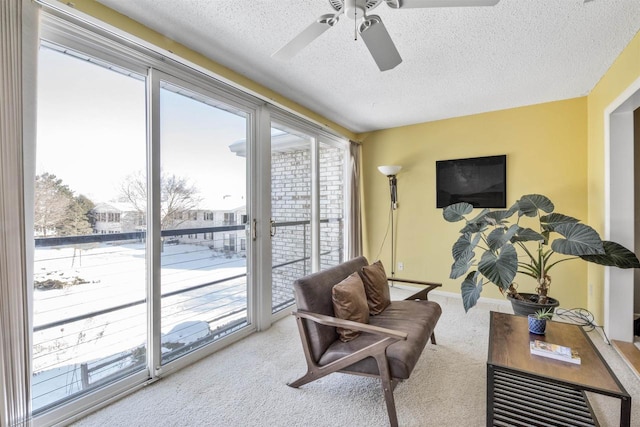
top-left (32, 241), bottom-right (247, 411)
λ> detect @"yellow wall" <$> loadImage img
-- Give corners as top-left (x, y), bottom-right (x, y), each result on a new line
top-left (587, 31), bottom-right (640, 322)
top-left (59, 0), bottom-right (357, 141)
top-left (359, 98), bottom-right (589, 308)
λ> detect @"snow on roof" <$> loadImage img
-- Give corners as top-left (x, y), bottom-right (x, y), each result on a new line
top-left (92, 202), bottom-right (137, 213)
top-left (92, 200), bottom-right (245, 213)
top-left (229, 131), bottom-right (309, 158)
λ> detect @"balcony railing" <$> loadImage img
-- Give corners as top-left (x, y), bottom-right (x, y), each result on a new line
top-left (34, 224), bottom-right (246, 247)
top-left (32, 219), bottom-right (343, 413)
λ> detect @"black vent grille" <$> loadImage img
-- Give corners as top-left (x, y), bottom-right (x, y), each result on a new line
top-left (490, 370), bottom-right (596, 427)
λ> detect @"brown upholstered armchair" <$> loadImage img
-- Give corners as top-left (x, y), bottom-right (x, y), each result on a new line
top-left (288, 256), bottom-right (442, 427)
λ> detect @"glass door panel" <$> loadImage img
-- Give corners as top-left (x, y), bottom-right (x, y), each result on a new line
top-left (33, 45), bottom-right (147, 412)
top-left (270, 124), bottom-right (312, 313)
top-left (319, 142), bottom-right (345, 269)
top-left (159, 81), bottom-right (249, 364)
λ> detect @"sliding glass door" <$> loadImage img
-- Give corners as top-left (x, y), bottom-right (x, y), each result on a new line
top-left (269, 118), bottom-right (347, 314)
top-left (158, 78), bottom-right (250, 364)
top-left (33, 44), bottom-right (148, 413)
top-left (33, 47), bottom-right (254, 417)
top-left (319, 140), bottom-right (346, 270)
top-left (270, 122), bottom-right (313, 313)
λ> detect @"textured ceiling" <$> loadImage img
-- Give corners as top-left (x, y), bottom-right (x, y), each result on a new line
top-left (95, 0), bottom-right (640, 133)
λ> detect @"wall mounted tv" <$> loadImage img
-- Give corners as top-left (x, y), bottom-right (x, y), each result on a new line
top-left (436, 155), bottom-right (506, 208)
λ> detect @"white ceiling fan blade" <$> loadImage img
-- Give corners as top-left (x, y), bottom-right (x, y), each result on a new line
top-left (359, 15), bottom-right (402, 72)
top-left (272, 14), bottom-right (339, 60)
top-left (385, 0), bottom-right (500, 8)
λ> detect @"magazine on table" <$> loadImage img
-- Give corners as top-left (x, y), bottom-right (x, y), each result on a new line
top-left (530, 340), bottom-right (581, 365)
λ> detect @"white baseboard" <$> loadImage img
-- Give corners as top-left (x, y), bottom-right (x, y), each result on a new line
top-left (389, 284), bottom-right (512, 311)
top-left (429, 290), bottom-right (511, 311)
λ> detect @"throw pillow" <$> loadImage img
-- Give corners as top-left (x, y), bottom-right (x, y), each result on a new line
top-left (332, 272), bottom-right (370, 342)
top-left (359, 260), bottom-right (391, 315)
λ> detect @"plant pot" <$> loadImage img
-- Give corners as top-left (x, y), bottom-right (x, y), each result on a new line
top-left (527, 315), bottom-right (547, 335)
top-left (507, 292), bottom-right (559, 317)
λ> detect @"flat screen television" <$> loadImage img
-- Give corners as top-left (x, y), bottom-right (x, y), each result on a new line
top-left (436, 155), bottom-right (506, 208)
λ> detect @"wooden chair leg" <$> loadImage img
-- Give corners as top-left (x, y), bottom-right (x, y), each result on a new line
top-left (375, 354), bottom-right (399, 427)
top-left (288, 371), bottom-right (319, 388)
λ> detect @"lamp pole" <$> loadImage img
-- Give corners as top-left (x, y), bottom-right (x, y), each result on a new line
top-left (377, 165), bottom-right (402, 280)
top-left (388, 174), bottom-right (397, 278)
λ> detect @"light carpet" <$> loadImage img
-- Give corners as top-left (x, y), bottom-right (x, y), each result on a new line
top-left (73, 289), bottom-right (640, 426)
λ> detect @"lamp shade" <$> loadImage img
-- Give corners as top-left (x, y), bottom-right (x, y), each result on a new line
top-left (377, 165), bottom-right (402, 176)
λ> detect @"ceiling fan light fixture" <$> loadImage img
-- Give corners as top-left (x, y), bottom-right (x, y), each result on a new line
top-left (344, 0), bottom-right (367, 19)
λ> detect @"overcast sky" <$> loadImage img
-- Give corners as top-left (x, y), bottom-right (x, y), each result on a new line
top-left (36, 46), bottom-right (247, 210)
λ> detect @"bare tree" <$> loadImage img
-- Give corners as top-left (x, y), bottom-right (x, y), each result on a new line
top-left (34, 173), bottom-right (71, 237)
top-left (119, 171), bottom-right (202, 230)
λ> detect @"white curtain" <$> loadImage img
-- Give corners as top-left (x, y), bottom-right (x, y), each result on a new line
top-left (348, 140), bottom-right (362, 258)
top-left (0, 0), bottom-right (38, 425)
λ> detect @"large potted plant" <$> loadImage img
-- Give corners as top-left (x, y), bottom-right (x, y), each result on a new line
top-left (443, 194), bottom-right (640, 314)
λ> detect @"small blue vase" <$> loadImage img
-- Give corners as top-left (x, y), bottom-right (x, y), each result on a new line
top-left (528, 315), bottom-right (547, 335)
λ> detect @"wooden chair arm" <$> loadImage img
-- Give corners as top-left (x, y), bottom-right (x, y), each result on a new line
top-left (293, 310), bottom-right (408, 341)
top-left (387, 277), bottom-right (442, 300)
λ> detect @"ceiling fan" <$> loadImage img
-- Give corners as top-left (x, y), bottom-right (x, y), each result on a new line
top-left (272, 0), bottom-right (501, 71)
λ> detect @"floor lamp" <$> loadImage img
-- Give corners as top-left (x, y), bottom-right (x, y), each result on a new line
top-left (378, 165), bottom-right (402, 279)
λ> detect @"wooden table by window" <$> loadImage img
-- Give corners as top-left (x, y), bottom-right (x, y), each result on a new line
top-left (487, 311), bottom-right (631, 427)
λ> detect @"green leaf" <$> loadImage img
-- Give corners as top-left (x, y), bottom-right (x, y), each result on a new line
top-left (580, 241), bottom-right (640, 268)
top-left (517, 194), bottom-right (554, 217)
top-left (533, 307), bottom-right (555, 320)
top-left (507, 200), bottom-right (520, 214)
top-left (469, 208), bottom-right (490, 223)
top-left (478, 244), bottom-right (517, 289)
top-left (541, 249), bottom-right (554, 268)
top-left (450, 250), bottom-right (475, 279)
top-left (486, 224), bottom-right (519, 251)
top-left (518, 262), bottom-right (540, 278)
top-left (460, 271), bottom-right (483, 312)
top-left (455, 208), bottom-right (489, 233)
top-left (460, 221), bottom-right (488, 234)
top-left (551, 223), bottom-right (605, 256)
top-left (452, 233), bottom-right (481, 260)
top-left (483, 209), bottom-right (515, 225)
top-left (541, 230), bottom-right (550, 245)
top-left (443, 202), bottom-right (473, 222)
top-left (511, 227), bottom-right (545, 243)
top-left (540, 213), bottom-right (579, 231)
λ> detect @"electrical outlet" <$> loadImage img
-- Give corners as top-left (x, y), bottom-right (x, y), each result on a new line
top-left (398, 262), bottom-right (404, 271)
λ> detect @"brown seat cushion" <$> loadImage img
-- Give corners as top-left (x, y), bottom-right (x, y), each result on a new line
top-left (332, 272), bottom-right (370, 342)
top-left (319, 300), bottom-right (442, 379)
top-left (359, 260), bottom-right (391, 315)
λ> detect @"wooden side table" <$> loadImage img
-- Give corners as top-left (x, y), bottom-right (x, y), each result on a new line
top-left (487, 311), bottom-right (631, 426)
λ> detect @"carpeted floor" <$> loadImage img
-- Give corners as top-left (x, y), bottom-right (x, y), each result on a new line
top-left (72, 289), bottom-right (640, 426)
